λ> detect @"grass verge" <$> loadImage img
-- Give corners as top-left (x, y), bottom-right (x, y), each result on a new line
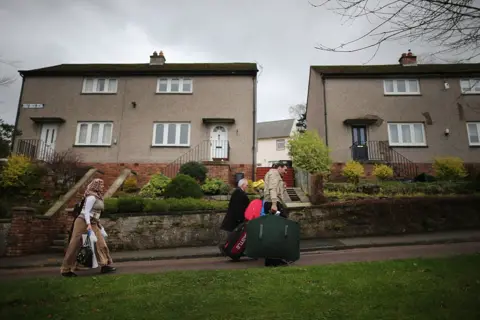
top-left (1, 255), bottom-right (480, 319)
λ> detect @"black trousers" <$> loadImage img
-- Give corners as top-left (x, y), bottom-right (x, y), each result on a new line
top-left (262, 201), bottom-right (289, 267)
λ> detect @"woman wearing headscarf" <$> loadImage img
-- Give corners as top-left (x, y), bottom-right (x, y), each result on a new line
top-left (60, 178), bottom-right (116, 277)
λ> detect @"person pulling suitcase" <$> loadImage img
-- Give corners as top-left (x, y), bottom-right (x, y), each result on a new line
top-left (262, 162), bottom-right (290, 267)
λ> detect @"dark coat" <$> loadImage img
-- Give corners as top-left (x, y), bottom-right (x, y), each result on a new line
top-left (220, 187), bottom-right (250, 232)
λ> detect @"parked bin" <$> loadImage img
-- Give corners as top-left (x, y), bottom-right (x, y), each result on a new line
top-left (235, 172), bottom-right (245, 186)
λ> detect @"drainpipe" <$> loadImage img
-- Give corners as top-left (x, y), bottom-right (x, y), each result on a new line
top-left (322, 76), bottom-right (328, 146)
top-left (252, 75), bottom-right (257, 181)
top-left (11, 74), bottom-right (25, 152)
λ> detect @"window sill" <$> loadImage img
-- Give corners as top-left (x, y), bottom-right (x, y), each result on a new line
top-left (151, 145), bottom-right (190, 148)
top-left (73, 144), bottom-right (112, 148)
top-left (384, 93), bottom-right (422, 96)
top-left (155, 92), bottom-right (193, 95)
top-left (469, 145), bottom-right (480, 148)
top-left (462, 92), bottom-right (480, 95)
top-left (389, 145), bottom-right (428, 148)
top-left (81, 92), bottom-right (117, 95)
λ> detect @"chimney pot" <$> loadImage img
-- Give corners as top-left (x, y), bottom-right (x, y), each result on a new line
top-left (150, 50), bottom-right (166, 65)
top-left (399, 49), bottom-right (417, 66)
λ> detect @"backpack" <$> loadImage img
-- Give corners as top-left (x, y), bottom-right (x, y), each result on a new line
top-left (67, 197), bottom-right (86, 244)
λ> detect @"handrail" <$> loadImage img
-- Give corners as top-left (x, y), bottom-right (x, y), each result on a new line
top-left (15, 139), bottom-right (59, 163)
top-left (351, 140), bottom-right (417, 179)
top-left (162, 140), bottom-right (230, 178)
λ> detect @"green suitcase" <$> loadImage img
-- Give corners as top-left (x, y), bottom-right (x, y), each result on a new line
top-left (245, 215), bottom-right (300, 262)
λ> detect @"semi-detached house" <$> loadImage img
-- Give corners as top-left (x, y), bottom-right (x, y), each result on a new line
top-left (13, 51), bottom-right (258, 187)
top-left (306, 51), bottom-right (480, 179)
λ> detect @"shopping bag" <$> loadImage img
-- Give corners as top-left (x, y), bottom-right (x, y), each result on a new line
top-left (78, 232), bottom-right (99, 268)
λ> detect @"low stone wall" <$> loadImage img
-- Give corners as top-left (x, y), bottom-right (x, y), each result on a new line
top-left (0, 220), bottom-right (12, 257)
top-left (101, 196), bottom-right (480, 251)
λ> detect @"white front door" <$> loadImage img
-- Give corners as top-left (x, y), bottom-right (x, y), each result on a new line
top-left (39, 124), bottom-right (58, 161)
top-left (210, 125), bottom-right (228, 160)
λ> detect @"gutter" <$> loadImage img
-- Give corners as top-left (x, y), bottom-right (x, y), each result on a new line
top-left (11, 74), bottom-right (25, 152)
top-left (322, 75), bottom-right (328, 146)
top-left (252, 75), bottom-right (257, 181)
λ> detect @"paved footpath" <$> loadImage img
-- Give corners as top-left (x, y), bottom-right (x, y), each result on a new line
top-left (2, 229), bottom-right (480, 270)
top-left (1, 241), bottom-right (480, 280)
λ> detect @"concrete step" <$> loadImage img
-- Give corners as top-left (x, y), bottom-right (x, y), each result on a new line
top-left (52, 239), bottom-right (66, 247)
top-left (48, 245), bottom-right (65, 253)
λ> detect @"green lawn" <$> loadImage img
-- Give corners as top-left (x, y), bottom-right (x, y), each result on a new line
top-left (1, 255), bottom-right (480, 320)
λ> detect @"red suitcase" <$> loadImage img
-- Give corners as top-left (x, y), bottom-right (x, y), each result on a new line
top-left (221, 222), bottom-right (247, 261)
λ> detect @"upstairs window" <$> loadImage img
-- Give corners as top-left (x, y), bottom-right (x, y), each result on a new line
top-left (82, 78), bottom-right (118, 94)
top-left (383, 79), bottom-right (420, 95)
top-left (157, 78), bottom-right (193, 93)
top-left (460, 79), bottom-right (480, 94)
top-left (276, 139), bottom-right (286, 151)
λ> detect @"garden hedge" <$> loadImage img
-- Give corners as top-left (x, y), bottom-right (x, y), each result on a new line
top-left (324, 181), bottom-right (480, 196)
top-left (105, 197), bottom-right (229, 214)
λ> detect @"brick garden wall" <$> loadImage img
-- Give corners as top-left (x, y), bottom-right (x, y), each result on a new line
top-left (5, 207), bottom-right (73, 257)
top-left (0, 220), bottom-right (11, 257)
top-left (84, 162), bottom-right (254, 189)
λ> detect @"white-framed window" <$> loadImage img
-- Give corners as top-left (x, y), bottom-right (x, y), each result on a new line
top-left (82, 78), bottom-right (118, 94)
top-left (276, 139), bottom-right (285, 151)
top-left (460, 79), bottom-right (480, 94)
top-left (466, 122), bottom-right (480, 146)
top-left (75, 122), bottom-right (113, 146)
top-left (152, 122), bottom-right (191, 146)
top-left (156, 78), bottom-right (193, 93)
top-left (383, 79), bottom-right (420, 95)
top-left (387, 123), bottom-right (426, 146)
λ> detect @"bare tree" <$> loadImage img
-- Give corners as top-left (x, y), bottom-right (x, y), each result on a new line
top-left (289, 103), bottom-right (306, 120)
top-left (289, 103), bottom-right (307, 132)
top-left (0, 57), bottom-right (18, 86)
top-left (311, 0), bottom-right (480, 61)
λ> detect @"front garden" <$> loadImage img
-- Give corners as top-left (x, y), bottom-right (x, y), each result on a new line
top-left (322, 157), bottom-right (480, 202)
top-left (0, 152), bottom-right (88, 218)
top-left (106, 161), bottom-right (262, 214)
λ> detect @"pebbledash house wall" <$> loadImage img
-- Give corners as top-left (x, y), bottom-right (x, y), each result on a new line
top-left (306, 68), bottom-right (480, 176)
top-left (14, 75), bottom-right (256, 185)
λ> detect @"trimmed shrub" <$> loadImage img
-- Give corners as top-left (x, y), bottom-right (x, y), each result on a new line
top-left (179, 161), bottom-right (208, 183)
top-left (104, 198), bottom-right (119, 214)
top-left (0, 155), bottom-right (32, 188)
top-left (201, 178), bottom-right (231, 195)
top-left (433, 157), bottom-right (468, 181)
top-left (373, 164), bottom-right (394, 181)
top-left (164, 174), bottom-right (203, 199)
top-left (116, 197), bottom-right (144, 213)
top-left (122, 176), bottom-right (138, 193)
top-left (139, 173), bottom-right (171, 198)
top-left (342, 161), bottom-right (364, 184)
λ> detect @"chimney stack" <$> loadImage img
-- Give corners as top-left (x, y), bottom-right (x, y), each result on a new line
top-left (150, 51), bottom-right (166, 65)
top-left (399, 49), bottom-right (417, 66)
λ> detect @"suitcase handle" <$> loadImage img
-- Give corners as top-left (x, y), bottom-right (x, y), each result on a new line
top-left (259, 224), bottom-right (263, 239)
top-left (285, 225), bottom-right (288, 238)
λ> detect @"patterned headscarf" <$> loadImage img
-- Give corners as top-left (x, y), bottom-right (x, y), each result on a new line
top-left (84, 178), bottom-right (105, 200)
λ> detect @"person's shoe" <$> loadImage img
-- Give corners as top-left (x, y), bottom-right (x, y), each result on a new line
top-left (101, 266), bottom-right (116, 274)
top-left (61, 272), bottom-right (77, 277)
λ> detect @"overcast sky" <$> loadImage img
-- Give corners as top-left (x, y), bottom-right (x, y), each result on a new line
top-left (0, 0), bottom-right (452, 125)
